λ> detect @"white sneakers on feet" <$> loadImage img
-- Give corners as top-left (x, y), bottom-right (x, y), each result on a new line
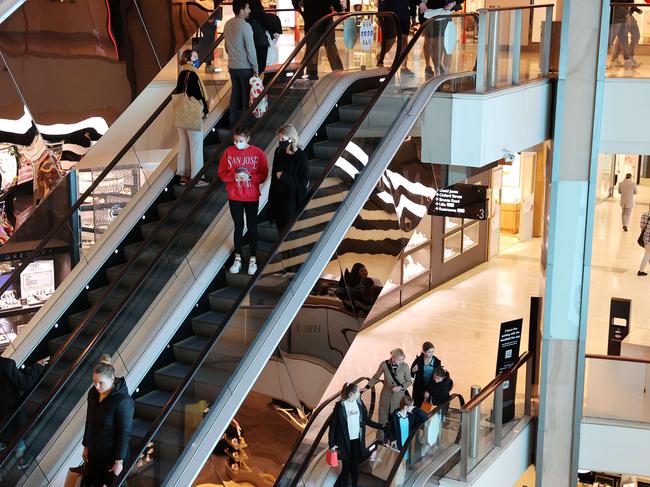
top-left (624, 58), bottom-right (641, 68)
top-left (229, 255), bottom-right (242, 274)
top-left (247, 257), bottom-right (257, 276)
top-left (609, 58), bottom-right (623, 68)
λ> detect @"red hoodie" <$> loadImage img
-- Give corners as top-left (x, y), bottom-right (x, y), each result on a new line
top-left (218, 144), bottom-right (269, 202)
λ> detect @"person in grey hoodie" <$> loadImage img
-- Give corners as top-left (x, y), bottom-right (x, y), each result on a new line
top-left (224, 0), bottom-right (259, 124)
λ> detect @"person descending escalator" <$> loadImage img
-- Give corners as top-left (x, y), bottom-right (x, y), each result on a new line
top-left (247, 0), bottom-right (283, 78)
top-left (218, 127), bottom-right (269, 276)
top-left (385, 395), bottom-right (428, 457)
top-left (292, 0), bottom-right (344, 80)
top-left (423, 366), bottom-right (453, 409)
top-left (82, 355), bottom-right (134, 487)
top-left (410, 341), bottom-right (442, 408)
top-left (268, 124), bottom-right (309, 233)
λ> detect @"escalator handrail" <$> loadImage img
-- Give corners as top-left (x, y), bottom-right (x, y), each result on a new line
top-left (240, 10), bottom-right (403, 134)
top-left (384, 393), bottom-right (466, 486)
top-left (0, 12), bottom-right (226, 333)
top-left (274, 377), bottom-right (373, 483)
top-left (115, 12), bottom-right (475, 486)
top-left (0, 4), bottom-right (309, 467)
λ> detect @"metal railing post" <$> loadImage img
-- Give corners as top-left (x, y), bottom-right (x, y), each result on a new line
top-left (494, 384), bottom-right (504, 447)
top-left (525, 358), bottom-right (533, 416)
top-left (541, 5), bottom-right (553, 76)
top-left (469, 385), bottom-right (481, 458)
top-left (486, 10), bottom-right (500, 89)
top-left (460, 411), bottom-right (470, 481)
top-left (512, 9), bottom-right (522, 85)
top-left (476, 10), bottom-right (488, 92)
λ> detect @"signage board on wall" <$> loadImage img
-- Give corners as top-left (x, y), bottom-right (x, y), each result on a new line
top-left (428, 183), bottom-right (488, 220)
top-left (20, 260), bottom-right (55, 299)
top-left (495, 318), bottom-right (522, 423)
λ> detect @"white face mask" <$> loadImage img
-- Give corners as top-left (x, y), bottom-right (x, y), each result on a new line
top-left (234, 140), bottom-right (248, 150)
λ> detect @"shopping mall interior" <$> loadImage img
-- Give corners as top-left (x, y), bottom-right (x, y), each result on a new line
top-left (0, 0), bottom-right (648, 486)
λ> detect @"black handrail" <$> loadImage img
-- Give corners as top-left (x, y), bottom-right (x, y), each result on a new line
top-left (114, 11), bottom-right (474, 487)
top-left (0, 4), bottom-right (306, 469)
top-left (384, 393), bottom-right (466, 486)
top-left (275, 377), bottom-right (374, 485)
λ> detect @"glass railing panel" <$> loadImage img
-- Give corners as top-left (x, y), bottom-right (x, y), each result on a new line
top-left (606, 4), bottom-right (649, 78)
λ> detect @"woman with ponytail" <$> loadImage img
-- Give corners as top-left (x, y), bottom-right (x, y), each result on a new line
top-left (82, 354), bottom-right (134, 486)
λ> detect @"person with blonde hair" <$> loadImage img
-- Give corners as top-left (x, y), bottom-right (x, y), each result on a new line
top-left (268, 124), bottom-right (309, 232)
top-left (365, 348), bottom-right (413, 439)
top-left (82, 354), bottom-right (134, 486)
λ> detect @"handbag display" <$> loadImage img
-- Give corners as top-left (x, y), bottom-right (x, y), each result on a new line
top-left (638, 219), bottom-right (649, 248)
top-left (172, 70), bottom-right (204, 131)
top-left (325, 449), bottom-right (338, 467)
top-left (371, 444), bottom-right (405, 485)
top-left (63, 463), bottom-right (86, 487)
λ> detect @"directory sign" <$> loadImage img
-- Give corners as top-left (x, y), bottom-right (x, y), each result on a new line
top-left (495, 319), bottom-right (523, 423)
top-left (428, 183), bottom-right (488, 220)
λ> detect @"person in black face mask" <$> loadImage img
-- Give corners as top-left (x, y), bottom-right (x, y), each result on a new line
top-left (268, 124), bottom-right (309, 233)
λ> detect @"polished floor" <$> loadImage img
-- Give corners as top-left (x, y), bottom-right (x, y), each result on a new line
top-left (320, 179), bottom-right (650, 412)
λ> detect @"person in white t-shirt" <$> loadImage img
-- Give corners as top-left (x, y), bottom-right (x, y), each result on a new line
top-left (328, 383), bottom-right (383, 487)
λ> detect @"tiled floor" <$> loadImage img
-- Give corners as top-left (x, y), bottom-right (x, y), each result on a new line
top-left (320, 180), bottom-right (650, 410)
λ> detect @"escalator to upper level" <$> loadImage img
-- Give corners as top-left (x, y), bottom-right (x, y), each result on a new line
top-left (0, 11), bottom-right (408, 486)
top-left (106, 14), bottom-right (483, 487)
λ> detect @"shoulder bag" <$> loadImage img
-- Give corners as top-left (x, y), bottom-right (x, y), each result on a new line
top-left (638, 218), bottom-right (649, 248)
top-left (172, 70), bottom-right (204, 131)
top-left (385, 360), bottom-right (411, 397)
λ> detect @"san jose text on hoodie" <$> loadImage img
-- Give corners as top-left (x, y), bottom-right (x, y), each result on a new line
top-left (218, 144), bottom-right (269, 201)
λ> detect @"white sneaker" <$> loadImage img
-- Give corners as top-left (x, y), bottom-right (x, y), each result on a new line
top-left (609, 58), bottom-right (623, 68)
top-left (229, 255), bottom-right (242, 274)
top-left (247, 257), bottom-right (257, 276)
top-left (630, 58), bottom-right (641, 67)
top-left (624, 59), bottom-right (638, 68)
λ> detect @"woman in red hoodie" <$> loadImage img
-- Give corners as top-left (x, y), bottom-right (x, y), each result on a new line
top-left (218, 127), bottom-right (269, 275)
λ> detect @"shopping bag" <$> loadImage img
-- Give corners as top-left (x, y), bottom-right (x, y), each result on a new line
top-left (423, 8), bottom-right (450, 19)
top-left (343, 17), bottom-right (357, 49)
top-left (420, 401), bottom-right (434, 414)
top-left (266, 32), bottom-right (279, 67)
top-left (249, 76), bottom-right (268, 118)
top-left (443, 19), bottom-right (457, 54)
top-left (172, 71), bottom-right (204, 131)
top-left (325, 449), bottom-right (338, 467)
top-left (371, 444), bottom-right (400, 480)
top-left (419, 413), bottom-right (442, 446)
top-left (64, 463), bottom-right (86, 487)
top-left (639, 220), bottom-right (649, 248)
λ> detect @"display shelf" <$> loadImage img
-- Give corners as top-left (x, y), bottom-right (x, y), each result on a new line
top-left (404, 239), bottom-right (431, 255)
top-left (401, 268), bottom-right (429, 286)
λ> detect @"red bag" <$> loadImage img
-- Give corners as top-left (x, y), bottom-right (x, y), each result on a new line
top-left (420, 401), bottom-right (434, 414)
top-left (326, 449), bottom-right (338, 467)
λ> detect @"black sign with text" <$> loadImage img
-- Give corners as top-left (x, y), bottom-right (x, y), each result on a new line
top-left (428, 183), bottom-right (488, 220)
top-left (495, 319), bottom-right (523, 423)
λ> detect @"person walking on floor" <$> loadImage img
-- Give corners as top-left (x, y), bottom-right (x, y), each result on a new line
top-left (0, 356), bottom-right (47, 468)
top-left (82, 355), bottom-right (134, 487)
top-left (618, 172), bottom-right (637, 231)
top-left (638, 204), bottom-right (650, 277)
top-left (377, 0), bottom-right (417, 74)
top-left (328, 382), bottom-right (383, 487)
top-left (247, 0), bottom-right (283, 77)
top-left (224, 0), bottom-right (258, 124)
top-left (268, 124), bottom-right (309, 233)
top-left (292, 0), bottom-right (344, 80)
top-left (411, 341), bottom-right (442, 408)
top-left (365, 348), bottom-right (413, 440)
top-left (174, 49), bottom-right (210, 187)
top-left (218, 127), bottom-right (269, 275)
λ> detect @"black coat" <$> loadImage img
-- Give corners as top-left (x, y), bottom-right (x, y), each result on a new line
top-left (293, 0), bottom-right (343, 29)
top-left (174, 69), bottom-right (209, 115)
top-left (380, 0), bottom-right (418, 22)
top-left (0, 357), bottom-right (44, 441)
top-left (248, 1), bottom-right (283, 47)
top-left (424, 376), bottom-right (453, 406)
top-left (384, 407), bottom-right (428, 449)
top-left (410, 353), bottom-right (442, 407)
top-left (82, 377), bottom-right (134, 462)
top-left (268, 147), bottom-right (309, 229)
top-left (328, 400), bottom-right (382, 461)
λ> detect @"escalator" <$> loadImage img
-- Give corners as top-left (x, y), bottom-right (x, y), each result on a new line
top-left (0, 11), bottom-right (405, 486)
top-left (110, 14), bottom-right (479, 487)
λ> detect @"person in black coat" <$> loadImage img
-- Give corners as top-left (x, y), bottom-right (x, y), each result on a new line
top-left (384, 395), bottom-right (428, 451)
top-left (247, 0), bottom-right (283, 76)
top-left (410, 341), bottom-right (442, 407)
top-left (268, 124), bottom-right (309, 233)
top-left (377, 0), bottom-right (418, 73)
top-left (82, 355), bottom-right (134, 487)
top-left (424, 366), bottom-right (453, 408)
top-left (328, 382), bottom-right (383, 487)
top-left (292, 0), bottom-right (343, 79)
top-left (0, 356), bottom-right (46, 462)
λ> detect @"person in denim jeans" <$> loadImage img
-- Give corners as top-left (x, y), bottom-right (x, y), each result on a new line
top-left (610, 6), bottom-right (641, 68)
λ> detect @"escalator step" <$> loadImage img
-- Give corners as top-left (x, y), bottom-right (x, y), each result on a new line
top-left (130, 418), bottom-right (185, 460)
top-left (173, 335), bottom-right (210, 364)
top-left (325, 121), bottom-right (355, 141)
top-left (224, 272), bottom-right (254, 289)
top-left (338, 104), bottom-right (365, 123)
top-left (153, 362), bottom-right (232, 399)
top-left (191, 311), bottom-right (227, 338)
top-left (312, 140), bottom-right (341, 160)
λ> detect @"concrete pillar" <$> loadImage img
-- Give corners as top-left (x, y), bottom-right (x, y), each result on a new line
top-left (535, 1), bottom-right (609, 486)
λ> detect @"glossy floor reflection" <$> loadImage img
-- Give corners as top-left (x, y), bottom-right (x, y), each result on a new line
top-left (320, 179), bottom-right (650, 411)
